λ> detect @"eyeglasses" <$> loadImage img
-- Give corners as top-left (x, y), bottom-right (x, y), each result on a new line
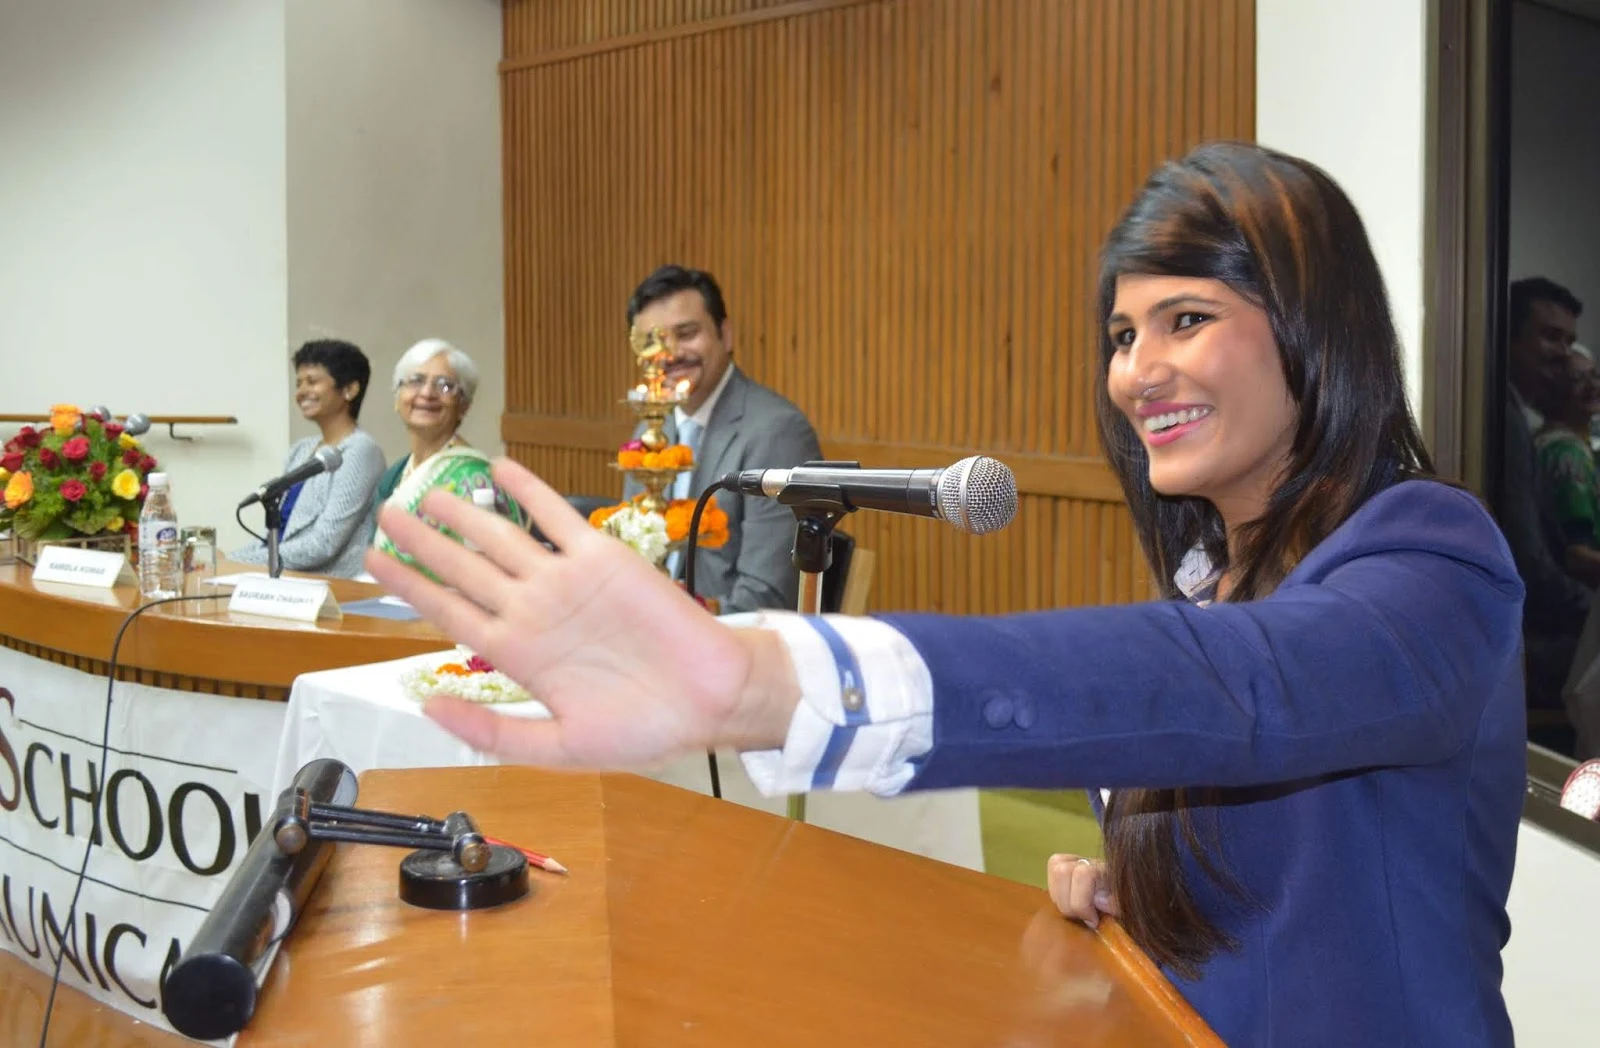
top-left (400, 374), bottom-right (460, 396)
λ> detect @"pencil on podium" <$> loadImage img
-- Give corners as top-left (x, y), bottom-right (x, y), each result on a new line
top-left (486, 835), bottom-right (568, 874)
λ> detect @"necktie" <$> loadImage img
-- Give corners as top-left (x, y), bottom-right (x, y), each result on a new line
top-left (671, 418), bottom-right (702, 500)
top-left (666, 417), bottom-right (703, 578)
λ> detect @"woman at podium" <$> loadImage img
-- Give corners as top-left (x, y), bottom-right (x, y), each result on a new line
top-left (368, 143), bottom-right (1523, 1048)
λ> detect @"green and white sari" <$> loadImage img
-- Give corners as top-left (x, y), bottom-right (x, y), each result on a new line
top-left (372, 446), bottom-right (528, 576)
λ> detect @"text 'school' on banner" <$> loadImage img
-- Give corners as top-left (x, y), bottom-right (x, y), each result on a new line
top-left (0, 647), bottom-right (287, 1039)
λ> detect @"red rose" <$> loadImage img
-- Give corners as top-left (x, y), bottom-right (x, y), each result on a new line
top-left (139, 454), bottom-right (157, 471)
top-left (103, 422), bottom-right (124, 439)
top-left (122, 448), bottom-right (141, 466)
top-left (0, 452), bottom-right (21, 472)
top-left (61, 436), bottom-right (90, 463)
top-left (17, 426), bottom-right (40, 448)
top-left (89, 461), bottom-right (108, 482)
top-left (139, 483), bottom-right (149, 501)
top-left (59, 478), bottom-right (87, 503)
top-left (38, 448), bottom-right (59, 470)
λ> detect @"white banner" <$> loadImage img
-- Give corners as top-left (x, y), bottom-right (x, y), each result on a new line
top-left (0, 646), bottom-right (286, 1041)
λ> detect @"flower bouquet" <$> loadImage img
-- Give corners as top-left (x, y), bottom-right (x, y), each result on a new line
top-left (587, 489), bottom-right (730, 569)
top-left (399, 649), bottom-right (534, 705)
top-left (0, 404), bottom-right (156, 560)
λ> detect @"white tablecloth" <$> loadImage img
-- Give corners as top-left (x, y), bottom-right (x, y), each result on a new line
top-left (273, 650), bottom-right (985, 870)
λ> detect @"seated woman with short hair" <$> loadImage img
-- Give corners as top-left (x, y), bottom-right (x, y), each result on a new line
top-left (230, 339), bottom-right (387, 577)
top-left (372, 339), bottom-right (525, 563)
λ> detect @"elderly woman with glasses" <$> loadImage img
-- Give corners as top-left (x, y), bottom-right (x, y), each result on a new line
top-left (373, 339), bottom-right (525, 565)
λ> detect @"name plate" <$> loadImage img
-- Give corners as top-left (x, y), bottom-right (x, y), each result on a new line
top-left (30, 545), bottom-right (135, 588)
top-left (228, 575), bottom-right (343, 623)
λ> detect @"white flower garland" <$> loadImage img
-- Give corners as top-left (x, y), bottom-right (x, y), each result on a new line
top-left (601, 505), bottom-right (670, 566)
top-left (399, 662), bottom-right (533, 705)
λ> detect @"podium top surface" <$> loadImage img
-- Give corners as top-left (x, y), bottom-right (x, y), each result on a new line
top-left (0, 559), bottom-right (447, 697)
top-left (240, 766), bottom-right (1220, 1047)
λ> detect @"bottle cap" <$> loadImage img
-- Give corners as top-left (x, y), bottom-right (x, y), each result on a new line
top-left (147, 472), bottom-right (169, 488)
top-left (471, 488), bottom-right (496, 509)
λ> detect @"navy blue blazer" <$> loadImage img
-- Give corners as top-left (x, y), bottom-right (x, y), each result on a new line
top-left (880, 480), bottom-right (1526, 1047)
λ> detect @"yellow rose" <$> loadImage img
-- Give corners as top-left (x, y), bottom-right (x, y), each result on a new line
top-left (0, 467), bottom-right (8, 485)
top-left (118, 433), bottom-right (140, 450)
top-left (105, 516), bottom-right (124, 532)
top-left (4, 471), bottom-right (34, 510)
top-left (111, 468), bottom-right (140, 499)
top-left (50, 403), bottom-right (82, 436)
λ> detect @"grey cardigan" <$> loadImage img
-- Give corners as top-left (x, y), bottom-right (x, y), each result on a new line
top-left (230, 429), bottom-right (386, 578)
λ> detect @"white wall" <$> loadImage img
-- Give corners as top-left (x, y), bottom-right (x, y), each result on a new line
top-left (285, 0), bottom-right (506, 461)
top-left (1509, 0), bottom-right (1600, 342)
top-left (0, 0), bottom-right (505, 550)
top-left (1502, 820), bottom-right (1600, 1042)
top-left (0, 0), bottom-right (289, 550)
top-left (1256, 0), bottom-right (1430, 411)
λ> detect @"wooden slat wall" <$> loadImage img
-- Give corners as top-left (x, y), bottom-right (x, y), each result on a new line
top-left (501, 0), bottom-right (1254, 613)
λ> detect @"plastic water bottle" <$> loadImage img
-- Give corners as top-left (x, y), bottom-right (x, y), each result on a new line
top-left (138, 473), bottom-right (182, 599)
top-left (464, 487), bottom-right (497, 552)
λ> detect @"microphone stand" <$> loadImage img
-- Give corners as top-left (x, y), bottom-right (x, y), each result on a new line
top-left (780, 483), bottom-right (855, 824)
top-left (272, 790), bottom-right (492, 874)
top-left (262, 491), bottom-right (286, 579)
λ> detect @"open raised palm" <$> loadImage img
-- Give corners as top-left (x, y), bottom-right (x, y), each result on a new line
top-left (365, 460), bottom-right (789, 769)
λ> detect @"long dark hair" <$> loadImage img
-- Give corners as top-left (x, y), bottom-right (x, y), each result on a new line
top-left (1093, 142), bottom-right (1434, 978)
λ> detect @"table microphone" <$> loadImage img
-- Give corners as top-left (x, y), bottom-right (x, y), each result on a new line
top-left (727, 455), bottom-right (1019, 535)
top-left (84, 407), bottom-right (151, 435)
top-left (239, 445), bottom-right (343, 509)
top-left (161, 759), bottom-right (357, 1041)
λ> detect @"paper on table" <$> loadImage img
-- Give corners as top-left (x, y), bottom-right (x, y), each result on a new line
top-left (204, 573), bottom-right (269, 587)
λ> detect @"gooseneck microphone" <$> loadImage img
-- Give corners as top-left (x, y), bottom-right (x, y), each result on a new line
top-left (161, 760), bottom-right (357, 1041)
top-left (238, 445), bottom-right (343, 508)
top-left (727, 456), bottom-right (1019, 535)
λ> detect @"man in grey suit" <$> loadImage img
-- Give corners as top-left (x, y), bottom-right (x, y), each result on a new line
top-left (622, 265), bottom-right (822, 613)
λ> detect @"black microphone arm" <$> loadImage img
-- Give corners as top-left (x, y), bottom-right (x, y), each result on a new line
top-left (161, 759), bottom-right (357, 1042)
top-left (238, 445), bottom-right (343, 509)
top-left (727, 455), bottom-right (1018, 535)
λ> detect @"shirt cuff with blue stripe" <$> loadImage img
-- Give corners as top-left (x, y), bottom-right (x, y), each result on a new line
top-left (725, 611), bottom-right (934, 797)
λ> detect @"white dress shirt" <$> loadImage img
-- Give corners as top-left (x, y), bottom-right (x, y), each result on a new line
top-left (734, 548), bottom-right (1218, 799)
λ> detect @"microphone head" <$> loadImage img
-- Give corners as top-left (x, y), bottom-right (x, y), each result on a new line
top-left (935, 456), bottom-right (1017, 535)
top-left (124, 412), bottom-right (152, 436)
top-left (314, 445), bottom-right (344, 472)
top-left (88, 405), bottom-right (112, 421)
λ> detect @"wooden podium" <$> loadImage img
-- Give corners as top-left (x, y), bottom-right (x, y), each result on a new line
top-left (231, 766), bottom-right (1220, 1047)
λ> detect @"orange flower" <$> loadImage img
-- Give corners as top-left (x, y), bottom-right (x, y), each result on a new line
top-left (49, 404), bottom-right (81, 436)
top-left (662, 499), bottom-right (729, 547)
top-left (616, 449), bottom-right (646, 469)
top-left (641, 451), bottom-right (663, 469)
top-left (588, 503), bottom-right (624, 527)
top-left (436, 663), bottom-right (472, 676)
top-left (664, 504), bottom-right (692, 542)
top-left (4, 470), bottom-right (34, 510)
top-left (660, 444), bottom-right (694, 469)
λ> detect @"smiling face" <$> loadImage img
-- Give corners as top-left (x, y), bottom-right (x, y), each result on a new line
top-left (630, 289), bottom-right (731, 414)
top-left (1106, 274), bottom-right (1298, 528)
top-left (395, 353), bottom-right (468, 441)
top-left (294, 364), bottom-right (356, 425)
